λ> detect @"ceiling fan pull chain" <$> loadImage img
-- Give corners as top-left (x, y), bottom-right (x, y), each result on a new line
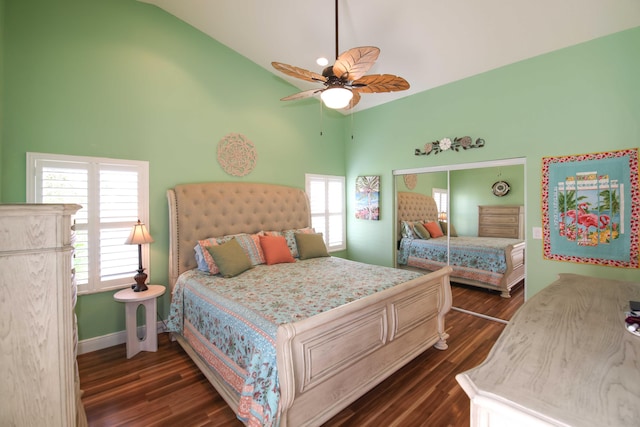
top-left (319, 100), bottom-right (324, 136)
top-left (351, 109), bottom-right (354, 140)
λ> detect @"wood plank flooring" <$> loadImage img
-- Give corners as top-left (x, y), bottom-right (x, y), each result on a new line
top-left (78, 282), bottom-right (524, 427)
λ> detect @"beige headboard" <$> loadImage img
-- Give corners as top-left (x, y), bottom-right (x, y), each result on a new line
top-left (397, 191), bottom-right (439, 239)
top-left (167, 182), bottom-right (311, 288)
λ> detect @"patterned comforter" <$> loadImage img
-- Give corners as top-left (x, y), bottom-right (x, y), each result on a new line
top-left (167, 257), bottom-right (421, 427)
top-left (397, 236), bottom-right (522, 286)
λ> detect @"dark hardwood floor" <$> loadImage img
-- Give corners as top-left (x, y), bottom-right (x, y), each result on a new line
top-left (78, 282), bottom-right (524, 427)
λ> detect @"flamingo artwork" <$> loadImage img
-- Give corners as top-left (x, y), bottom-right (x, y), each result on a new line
top-left (570, 203), bottom-right (613, 246)
top-left (577, 203), bottom-right (599, 230)
top-left (576, 203), bottom-right (610, 229)
top-left (560, 203), bottom-right (613, 245)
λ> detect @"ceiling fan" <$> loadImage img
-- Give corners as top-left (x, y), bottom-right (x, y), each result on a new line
top-left (271, 0), bottom-right (410, 110)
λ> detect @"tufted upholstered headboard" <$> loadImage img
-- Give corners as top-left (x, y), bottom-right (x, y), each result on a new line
top-left (166, 182), bottom-right (311, 289)
top-left (397, 191), bottom-right (439, 239)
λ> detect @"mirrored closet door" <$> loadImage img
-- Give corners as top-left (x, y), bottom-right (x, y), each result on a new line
top-left (394, 158), bottom-right (526, 320)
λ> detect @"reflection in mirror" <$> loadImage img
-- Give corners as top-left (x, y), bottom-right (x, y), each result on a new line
top-left (394, 160), bottom-right (526, 321)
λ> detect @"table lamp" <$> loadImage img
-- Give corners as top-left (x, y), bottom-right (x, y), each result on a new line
top-left (125, 219), bottom-right (154, 292)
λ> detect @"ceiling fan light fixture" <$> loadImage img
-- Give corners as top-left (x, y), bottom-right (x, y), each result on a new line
top-left (321, 87), bottom-right (353, 109)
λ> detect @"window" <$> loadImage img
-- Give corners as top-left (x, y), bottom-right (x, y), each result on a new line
top-left (432, 187), bottom-right (448, 221)
top-left (26, 153), bottom-right (150, 294)
top-left (305, 174), bottom-right (346, 252)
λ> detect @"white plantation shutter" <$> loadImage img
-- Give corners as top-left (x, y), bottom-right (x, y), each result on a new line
top-left (27, 153), bottom-right (149, 294)
top-left (306, 174), bottom-right (346, 251)
top-left (433, 188), bottom-right (448, 219)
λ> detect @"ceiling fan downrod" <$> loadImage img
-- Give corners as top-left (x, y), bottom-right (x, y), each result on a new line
top-left (334, 0), bottom-right (339, 60)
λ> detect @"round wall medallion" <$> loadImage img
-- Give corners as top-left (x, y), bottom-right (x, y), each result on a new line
top-left (403, 174), bottom-right (417, 190)
top-left (492, 180), bottom-right (510, 197)
top-left (217, 133), bottom-right (257, 177)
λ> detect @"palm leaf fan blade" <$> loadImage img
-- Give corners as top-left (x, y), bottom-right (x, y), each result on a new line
top-left (271, 62), bottom-right (326, 83)
top-left (280, 89), bottom-right (322, 101)
top-left (352, 74), bottom-right (410, 94)
top-left (343, 91), bottom-right (361, 110)
top-left (333, 46), bottom-right (380, 81)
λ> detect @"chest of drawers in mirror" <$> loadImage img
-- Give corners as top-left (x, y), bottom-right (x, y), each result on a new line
top-left (478, 205), bottom-right (524, 239)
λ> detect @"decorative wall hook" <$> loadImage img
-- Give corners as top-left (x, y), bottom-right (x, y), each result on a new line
top-left (414, 136), bottom-right (485, 156)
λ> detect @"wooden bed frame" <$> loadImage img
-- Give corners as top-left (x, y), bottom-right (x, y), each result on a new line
top-left (397, 191), bottom-right (524, 298)
top-left (167, 182), bottom-right (453, 427)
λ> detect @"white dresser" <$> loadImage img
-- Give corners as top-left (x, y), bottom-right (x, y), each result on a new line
top-left (0, 204), bottom-right (87, 427)
top-left (456, 274), bottom-right (640, 427)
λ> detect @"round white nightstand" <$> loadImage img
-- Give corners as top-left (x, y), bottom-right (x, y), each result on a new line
top-left (114, 284), bottom-right (166, 359)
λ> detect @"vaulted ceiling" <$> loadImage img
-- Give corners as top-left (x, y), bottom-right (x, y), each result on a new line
top-left (140, 0), bottom-right (640, 112)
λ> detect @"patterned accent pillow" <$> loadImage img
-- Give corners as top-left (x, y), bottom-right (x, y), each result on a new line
top-left (197, 238), bottom-right (220, 274)
top-left (400, 221), bottom-right (416, 239)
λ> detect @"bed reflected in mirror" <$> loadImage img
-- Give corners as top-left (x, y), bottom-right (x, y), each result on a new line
top-left (394, 160), bottom-right (526, 321)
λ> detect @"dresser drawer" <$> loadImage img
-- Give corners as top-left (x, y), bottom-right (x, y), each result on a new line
top-left (479, 206), bottom-right (521, 216)
top-left (479, 225), bottom-right (520, 239)
top-left (479, 214), bottom-right (519, 226)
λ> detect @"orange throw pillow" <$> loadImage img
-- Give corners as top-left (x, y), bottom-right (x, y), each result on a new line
top-left (259, 235), bottom-right (296, 265)
top-left (424, 221), bottom-right (444, 238)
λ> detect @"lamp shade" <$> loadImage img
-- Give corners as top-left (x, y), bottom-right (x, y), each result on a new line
top-left (125, 220), bottom-right (154, 245)
top-left (321, 87), bottom-right (353, 109)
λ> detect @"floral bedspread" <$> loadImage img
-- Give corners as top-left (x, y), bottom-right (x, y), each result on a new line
top-left (397, 236), bottom-right (522, 286)
top-left (167, 257), bottom-right (421, 427)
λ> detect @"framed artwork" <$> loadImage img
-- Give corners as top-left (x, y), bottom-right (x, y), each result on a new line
top-left (542, 148), bottom-right (639, 268)
top-left (355, 176), bottom-right (380, 220)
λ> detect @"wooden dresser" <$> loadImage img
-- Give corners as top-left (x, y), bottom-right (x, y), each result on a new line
top-left (0, 204), bottom-right (87, 426)
top-left (478, 205), bottom-right (524, 239)
top-left (456, 274), bottom-right (640, 427)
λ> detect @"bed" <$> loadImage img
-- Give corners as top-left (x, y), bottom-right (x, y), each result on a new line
top-left (396, 191), bottom-right (524, 298)
top-left (166, 182), bottom-right (453, 427)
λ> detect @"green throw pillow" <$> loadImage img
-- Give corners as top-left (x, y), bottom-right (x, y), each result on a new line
top-left (295, 233), bottom-right (329, 260)
top-left (413, 222), bottom-right (431, 239)
top-left (439, 221), bottom-right (458, 237)
top-left (206, 238), bottom-right (252, 278)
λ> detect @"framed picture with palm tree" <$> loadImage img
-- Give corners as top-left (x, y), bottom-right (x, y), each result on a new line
top-left (542, 148), bottom-right (638, 268)
top-left (355, 176), bottom-right (380, 220)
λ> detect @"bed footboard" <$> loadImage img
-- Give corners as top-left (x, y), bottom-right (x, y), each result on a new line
top-left (276, 266), bottom-right (453, 427)
top-left (424, 241), bottom-right (525, 298)
top-left (499, 241), bottom-right (525, 298)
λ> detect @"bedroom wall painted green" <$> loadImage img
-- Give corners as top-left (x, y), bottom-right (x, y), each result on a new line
top-left (1, 0), bottom-right (346, 341)
top-left (1, 0), bottom-right (638, 343)
top-left (346, 26), bottom-right (640, 297)
top-left (450, 165), bottom-right (525, 236)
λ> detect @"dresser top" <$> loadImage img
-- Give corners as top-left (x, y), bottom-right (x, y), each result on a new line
top-left (0, 203), bottom-right (82, 215)
top-left (457, 273), bottom-right (640, 426)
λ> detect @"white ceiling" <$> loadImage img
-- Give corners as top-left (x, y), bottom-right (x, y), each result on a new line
top-left (139, 0), bottom-right (640, 113)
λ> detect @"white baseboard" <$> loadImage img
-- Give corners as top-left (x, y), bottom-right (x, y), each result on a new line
top-left (78, 320), bottom-right (168, 355)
